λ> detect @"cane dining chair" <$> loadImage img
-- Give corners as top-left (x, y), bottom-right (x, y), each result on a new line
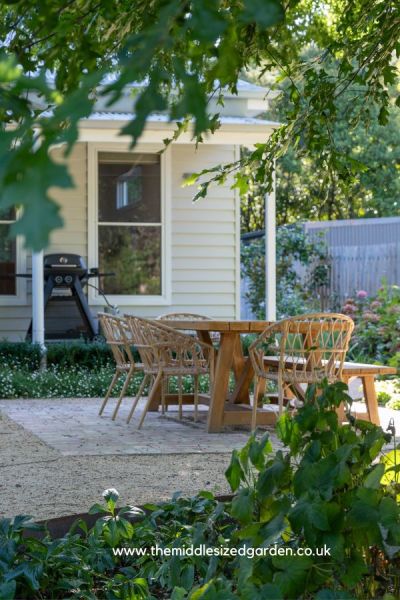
top-left (156, 312), bottom-right (219, 344)
top-left (124, 315), bottom-right (215, 428)
top-left (248, 313), bottom-right (354, 431)
top-left (98, 313), bottom-right (145, 420)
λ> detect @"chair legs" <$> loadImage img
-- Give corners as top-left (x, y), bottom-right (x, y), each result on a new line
top-left (112, 365), bottom-right (135, 420)
top-left (161, 377), bottom-right (167, 415)
top-left (126, 373), bottom-right (150, 424)
top-left (252, 376), bottom-right (263, 432)
top-left (178, 375), bottom-right (183, 420)
top-left (194, 375), bottom-right (199, 422)
top-left (278, 381), bottom-right (284, 416)
top-left (99, 370), bottom-right (121, 416)
top-left (114, 371), bottom-right (211, 429)
top-left (138, 372), bottom-right (162, 430)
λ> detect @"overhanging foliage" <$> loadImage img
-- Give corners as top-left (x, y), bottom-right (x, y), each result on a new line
top-left (0, 0), bottom-right (399, 248)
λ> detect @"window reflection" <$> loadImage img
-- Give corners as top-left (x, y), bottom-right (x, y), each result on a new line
top-left (0, 224), bottom-right (16, 295)
top-left (99, 226), bottom-right (161, 295)
top-left (97, 152), bottom-right (162, 296)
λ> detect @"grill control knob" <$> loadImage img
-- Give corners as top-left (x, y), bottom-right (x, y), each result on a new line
top-left (55, 275), bottom-right (63, 285)
top-left (64, 275), bottom-right (73, 285)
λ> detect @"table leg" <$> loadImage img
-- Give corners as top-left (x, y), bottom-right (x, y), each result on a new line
top-left (337, 375), bottom-right (351, 423)
top-left (230, 336), bottom-right (251, 404)
top-left (362, 375), bottom-right (380, 426)
top-left (230, 359), bottom-right (253, 404)
top-left (148, 377), bottom-right (162, 411)
top-left (198, 330), bottom-right (213, 346)
top-left (336, 378), bottom-right (346, 424)
top-left (207, 332), bottom-right (236, 433)
top-left (232, 336), bottom-right (245, 378)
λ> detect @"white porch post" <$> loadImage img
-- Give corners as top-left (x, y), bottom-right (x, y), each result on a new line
top-left (30, 129), bottom-right (46, 361)
top-left (264, 170), bottom-right (276, 321)
top-left (32, 250), bottom-right (45, 351)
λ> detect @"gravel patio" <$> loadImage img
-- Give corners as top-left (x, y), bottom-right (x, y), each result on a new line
top-left (1, 391), bottom-right (399, 521)
top-left (0, 397), bottom-right (281, 520)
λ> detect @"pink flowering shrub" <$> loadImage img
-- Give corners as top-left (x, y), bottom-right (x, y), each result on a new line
top-left (342, 284), bottom-right (400, 364)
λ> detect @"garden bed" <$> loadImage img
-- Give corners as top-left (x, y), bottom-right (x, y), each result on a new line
top-left (0, 341), bottom-right (211, 399)
top-left (26, 494), bottom-right (235, 540)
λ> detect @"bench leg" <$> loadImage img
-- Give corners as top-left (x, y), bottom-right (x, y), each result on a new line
top-left (336, 376), bottom-right (350, 424)
top-left (362, 375), bottom-right (380, 426)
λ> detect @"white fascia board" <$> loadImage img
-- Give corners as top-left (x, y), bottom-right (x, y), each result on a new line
top-left (78, 118), bottom-right (280, 146)
top-left (247, 99), bottom-right (270, 112)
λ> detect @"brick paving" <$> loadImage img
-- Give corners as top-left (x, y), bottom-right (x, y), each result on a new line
top-left (1, 393), bottom-right (399, 520)
top-left (0, 397), bottom-right (280, 520)
top-left (0, 397), bottom-right (280, 456)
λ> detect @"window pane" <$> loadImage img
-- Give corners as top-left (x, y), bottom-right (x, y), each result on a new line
top-left (98, 154), bottom-right (161, 223)
top-left (0, 224), bottom-right (16, 295)
top-left (99, 226), bottom-right (161, 295)
top-left (0, 207), bottom-right (16, 221)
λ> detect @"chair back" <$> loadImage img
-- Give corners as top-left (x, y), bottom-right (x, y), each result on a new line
top-left (125, 315), bottom-right (213, 373)
top-left (98, 313), bottom-right (135, 368)
top-left (157, 312), bottom-right (212, 321)
top-left (157, 312), bottom-right (219, 342)
top-left (250, 313), bottom-right (354, 384)
top-left (124, 316), bottom-right (162, 372)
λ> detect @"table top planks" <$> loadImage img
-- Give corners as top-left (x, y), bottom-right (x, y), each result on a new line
top-left (164, 319), bottom-right (350, 334)
top-left (163, 319), bottom-right (272, 333)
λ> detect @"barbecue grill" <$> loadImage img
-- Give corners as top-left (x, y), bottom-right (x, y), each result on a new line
top-left (24, 253), bottom-right (113, 340)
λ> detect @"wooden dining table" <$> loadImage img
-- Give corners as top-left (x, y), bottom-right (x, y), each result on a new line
top-left (145, 318), bottom-right (396, 432)
top-left (148, 319), bottom-right (274, 433)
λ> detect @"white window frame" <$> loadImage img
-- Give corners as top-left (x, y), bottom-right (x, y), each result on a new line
top-left (88, 142), bottom-right (171, 306)
top-left (0, 212), bottom-right (27, 306)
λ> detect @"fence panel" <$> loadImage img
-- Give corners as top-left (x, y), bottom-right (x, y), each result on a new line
top-left (240, 220), bottom-right (400, 318)
top-left (329, 243), bottom-right (400, 301)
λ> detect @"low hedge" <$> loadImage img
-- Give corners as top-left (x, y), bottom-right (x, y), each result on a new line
top-left (0, 365), bottom-right (212, 399)
top-left (0, 365), bottom-right (140, 399)
top-left (0, 340), bottom-right (143, 370)
top-left (0, 340), bottom-right (212, 399)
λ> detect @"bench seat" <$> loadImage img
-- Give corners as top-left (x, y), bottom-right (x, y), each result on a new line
top-left (262, 356), bottom-right (397, 426)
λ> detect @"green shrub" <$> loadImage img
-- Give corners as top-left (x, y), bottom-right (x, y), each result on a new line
top-left (0, 490), bottom-right (229, 600)
top-left (377, 391), bottom-right (391, 405)
top-left (0, 340), bottom-right (116, 370)
top-left (0, 366), bottom-right (137, 399)
top-left (0, 340), bottom-right (146, 399)
top-left (2, 382), bottom-right (400, 598)
top-left (344, 284), bottom-right (400, 364)
top-left (0, 366), bottom-right (211, 399)
top-left (387, 398), bottom-right (400, 411)
top-left (241, 224), bottom-right (330, 319)
top-left (0, 341), bottom-right (42, 370)
top-left (389, 353), bottom-right (400, 371)
top-left (222, 381), bottom-right (400, 598)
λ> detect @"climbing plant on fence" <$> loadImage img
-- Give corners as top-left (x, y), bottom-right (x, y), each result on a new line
top-left (241, 224), bottom-right (330, 319)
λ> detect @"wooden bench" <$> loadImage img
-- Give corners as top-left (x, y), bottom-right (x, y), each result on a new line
top-left (340, 362), bottom-right (397, 425)
top-left (263, 357), bottom-right (397, 426)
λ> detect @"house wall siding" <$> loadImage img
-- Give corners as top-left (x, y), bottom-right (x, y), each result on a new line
top-left (0, 143), bottom-right (88, 341)
top-left (119, 143), bottom-right (238, 318)
top-left (0, 142), bottom-right (238, 341)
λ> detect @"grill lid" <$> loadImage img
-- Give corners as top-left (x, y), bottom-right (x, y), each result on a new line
top-left (44, 254), bottom-right (87, 270)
